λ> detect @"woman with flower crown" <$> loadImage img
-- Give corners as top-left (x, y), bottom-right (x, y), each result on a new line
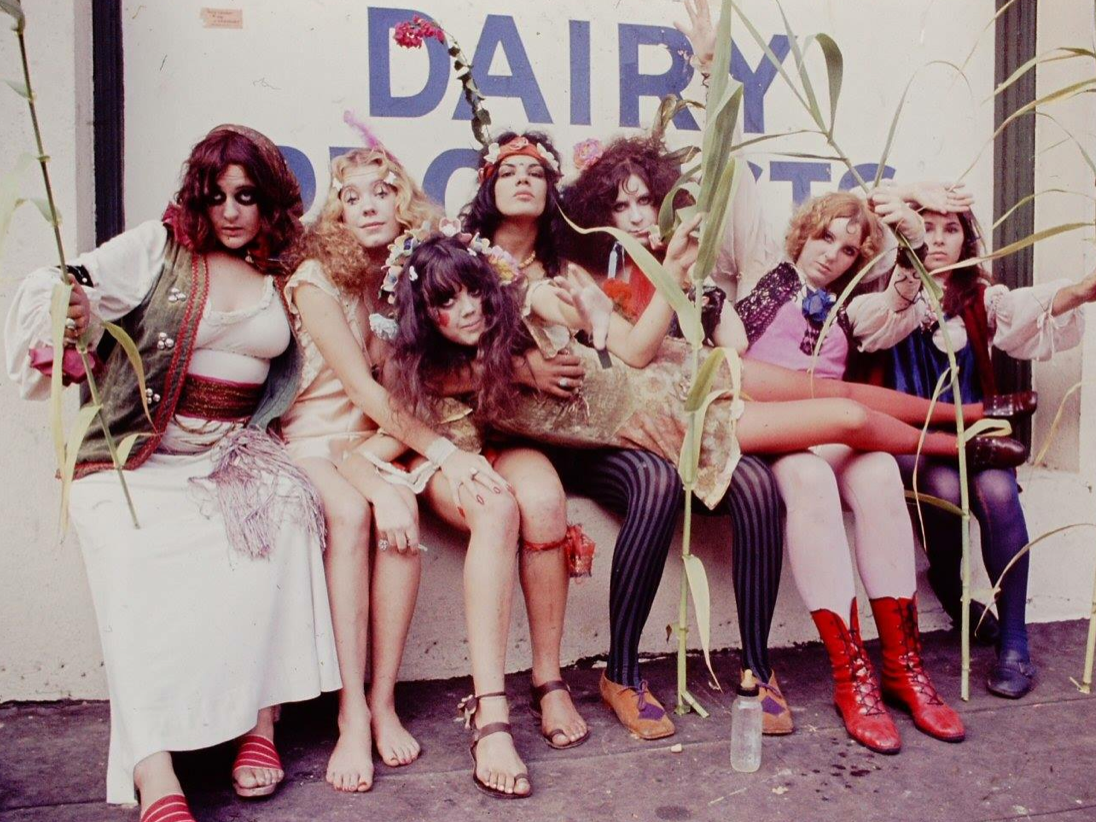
top-left (281, 141), bottom-right (588, 800)
top-left (461, 129), bottom-right (793, 741)
top-left (5, 125), bottom-right (341, 822)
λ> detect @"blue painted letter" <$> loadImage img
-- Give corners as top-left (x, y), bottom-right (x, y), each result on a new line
top-left (770, 160), bottom-right (831, 204)
top-left (369, 7), bottom-right (448, 118)
top-left (453, 15), bottom-right (551, 124)
top-left (618, 24), bottom-right (698, 130)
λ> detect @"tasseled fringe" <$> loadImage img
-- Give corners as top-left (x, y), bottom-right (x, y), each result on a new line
top-left (189, 428), bottom-right (326, 560)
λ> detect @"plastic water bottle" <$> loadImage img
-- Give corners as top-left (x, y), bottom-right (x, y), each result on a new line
top-left (730, 669), bottom-right (763, 773)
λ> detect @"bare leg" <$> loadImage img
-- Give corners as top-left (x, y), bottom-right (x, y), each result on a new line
top-left (741, 359), bottom-right (983, 426)
top-left (495, 447), bottom-right (588, 747)
top-left (299, 458), bottom-right (374, 793)
top-left (423, 474), bottom-right (531, 796)
top-left (133, 752), bottom-right (182, 817)
top-left (364, 483), bottom-right (423, 767)
top-left (736, 398), bottom-right (961, 458)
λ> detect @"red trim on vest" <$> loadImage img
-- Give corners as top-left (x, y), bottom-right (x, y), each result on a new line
top-left (958, 283), bottom-right (998, 399)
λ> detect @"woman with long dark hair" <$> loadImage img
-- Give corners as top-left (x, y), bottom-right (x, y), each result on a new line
top-left (5, 125), bottom-right (340, 821)
top-left (857, 202), bottom-right (1096, 698)
top-left (462, 130), bottom-right (792, 739)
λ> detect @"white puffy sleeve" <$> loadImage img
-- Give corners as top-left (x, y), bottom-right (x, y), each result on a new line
top-left (986, 280), bottom-right (1085, 361)
top-left (711, 168), bottom-right (781, 301)
top-left (846, 266), bottom-right (930, 352)
top-left (4, 220), bottom-right (168, 399)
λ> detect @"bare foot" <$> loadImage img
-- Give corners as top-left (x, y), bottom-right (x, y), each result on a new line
top-left (536, 686), bottom-right (589, 747)
top-left (326, 724), bottom-right (374, 793)
top-left (473, 730), bottom-right (531, 797)
top-left (372, 706), bottom-right (421, 767)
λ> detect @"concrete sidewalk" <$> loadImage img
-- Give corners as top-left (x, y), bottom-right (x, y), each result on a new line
top-left (2, 619), bottom-right (1095, 822)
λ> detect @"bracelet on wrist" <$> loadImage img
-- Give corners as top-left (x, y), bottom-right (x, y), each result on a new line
top-left (425, 437), bottom-right (458, 467)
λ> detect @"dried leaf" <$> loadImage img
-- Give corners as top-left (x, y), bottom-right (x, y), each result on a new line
top-left (58, 403), bottom-right (101, 534)
top-left (101, 322), bottom-right (154, 425)
top-left (0, 0), bottom-right (24, 33)
top-left (3, 77), bottom-right (29, 99)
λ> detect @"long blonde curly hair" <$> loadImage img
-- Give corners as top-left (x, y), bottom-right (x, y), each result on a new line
top-left (784, 192), bottom-right (884, 294)
top-left (289, 147), bottom-right (442, 297)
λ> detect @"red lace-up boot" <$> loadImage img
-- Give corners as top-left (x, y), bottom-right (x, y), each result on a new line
top-left (811, 600), bottom-right (901, 754)
top-left (871, 596), bottom-right (966, 742)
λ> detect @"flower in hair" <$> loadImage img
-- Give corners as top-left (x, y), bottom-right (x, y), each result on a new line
top-left (384, 171), bottom-right (399, 187)
top-left (573, 138), bottom-right (604, 172)
top-left (369, 312), bottom-right (399, 342)
top-left (408, 265), bottom-right (419, 282)
top-left (535, 142), bottom-right (561, 173)
top-left (484, 244), bottom-right (521, 285)
top-left (483, 143), bottom-right (501, 164)
top-left (439, 217), bottom-right (463, 237)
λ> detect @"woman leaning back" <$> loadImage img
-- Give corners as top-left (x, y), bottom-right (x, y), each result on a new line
top-left (4, 125), bottom-right (341, 822)
top-left (282, 143), bottom-right (586, 800)
top-left (465, 130), bottom-right (792, 738)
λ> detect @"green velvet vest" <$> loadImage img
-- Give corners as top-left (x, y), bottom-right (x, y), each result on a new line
top-left (74, 234), bottom-right (301, 477)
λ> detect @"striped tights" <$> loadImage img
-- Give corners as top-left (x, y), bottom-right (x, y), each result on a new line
top-left (553, 449), bottom-right (785, 687)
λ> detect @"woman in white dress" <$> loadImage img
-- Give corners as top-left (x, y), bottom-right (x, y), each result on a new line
top-left (4, 125), bottom-right (341, 822)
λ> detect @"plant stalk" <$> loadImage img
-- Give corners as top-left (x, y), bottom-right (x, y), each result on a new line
top-left (1081, 556), bottom-right (1096, 693)
top-left (16, 21), bottom-right (140, 529)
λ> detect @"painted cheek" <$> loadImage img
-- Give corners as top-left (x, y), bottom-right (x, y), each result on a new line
top-left (434, 308), bottom-right (451, 328)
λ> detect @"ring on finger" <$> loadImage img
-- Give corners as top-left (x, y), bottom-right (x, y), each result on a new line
top-left (558, 377), bottom-right (570, 389)
top-left (378, 538), bottom-right (390, 551)
top-left (64, 317), bottom-right (77, 331)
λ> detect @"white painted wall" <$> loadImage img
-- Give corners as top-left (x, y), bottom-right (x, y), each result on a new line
top-left (1, 0), bottom-right (1093, 701)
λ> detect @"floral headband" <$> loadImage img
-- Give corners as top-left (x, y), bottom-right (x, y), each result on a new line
top-left (379, 218), bottom-right (521, 303)
top-left (478, 136), bottom-right (560, 182)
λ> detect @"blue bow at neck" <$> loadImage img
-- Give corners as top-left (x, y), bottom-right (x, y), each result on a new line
top-left (802, 286), bottom-right (836, 324)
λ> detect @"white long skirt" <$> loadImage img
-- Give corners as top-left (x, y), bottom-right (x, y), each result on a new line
top-left (70, 429), bottom-right (341, 804)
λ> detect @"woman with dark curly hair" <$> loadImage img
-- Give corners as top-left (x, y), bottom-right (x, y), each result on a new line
top-left (5, 125), bottom-right (341, 821)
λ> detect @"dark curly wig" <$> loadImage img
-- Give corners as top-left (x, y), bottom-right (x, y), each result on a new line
top-left (389, 235), bottom-right (532, 424)
top-left (560, 135), bottom-right (684, 273)
top-left (460, 130), bottom-right (565, 277)
top-left (165, 127), bottom-right (303, 274)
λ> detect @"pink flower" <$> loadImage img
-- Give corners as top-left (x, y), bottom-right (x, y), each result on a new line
top-left (29, 344), bottom-right (104, 386)
top-left (573, 138), bottom-right (604, 172)
top-left (393, 16), bottom-right (446, 49)
top-left (393, 20), bottom-right (423, 48)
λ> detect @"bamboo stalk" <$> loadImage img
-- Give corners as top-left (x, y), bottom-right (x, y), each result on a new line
top-left (13, 20), bottom-right (140, 528)
top-left (1079, 557), bottom-right (1096, 693)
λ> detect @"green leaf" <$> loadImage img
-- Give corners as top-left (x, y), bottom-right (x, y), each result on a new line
top-left (931, 222), bottom-right (1092, 277)
top-left (115, 432), bottom-right (145, 466)
top-left (697, 82), bottom-right (743, 215)
top-left (3, 77), bottom-right (29, 99)
top-left (28, 195), bottom-right (58, 226)
top-left (657, 164), bottom-right (701, 241)
top-left (814, 33), bottom-right (843, 132)
top-left (682, 553), bottom-right (720, 688)
top-left (904, 490), bottom-right (965, 518)
top-left (730, 2), bottom-right (808, 112)
top-left (685, 348), bottom-right (727, 412)
top-left (1031, 379), bottom-right (1088, 466)
top-left (58, 403), bottom-right (102, 534)
top-left (559, 209), bottom-right (703, 345)
top-left (694, 157), bottom-right (741, 284)
top-left (776, 4), bottom-right (823, 130)
top-left (48, 282), bottom-right (72, 470)
top-left (985, 523), bottom-right (1096, 606)
top-left (990, 188), bottom-right (1086, 231)
top-left (0, 151), bottom-right (36, 265)
top-left (0, 0), bottom-right (25, 33)
top-left (102, 322), bottom-right (154, 424)
top-left (990, 47), bottom-right (1095, 102)
top-left (705, 0), bottom-right (735, 123)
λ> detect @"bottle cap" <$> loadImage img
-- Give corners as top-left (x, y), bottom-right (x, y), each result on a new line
top-left (736, 669), bottom-right (759, 697)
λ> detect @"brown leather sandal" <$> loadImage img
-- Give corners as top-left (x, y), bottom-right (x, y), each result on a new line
top-left (458, 692), bottom-right (532, 800)
top-left (529, 680), bottom-right (591, 750)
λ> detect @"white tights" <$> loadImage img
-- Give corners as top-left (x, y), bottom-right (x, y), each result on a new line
top-left (770, 445), bottom-right (916, 614)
